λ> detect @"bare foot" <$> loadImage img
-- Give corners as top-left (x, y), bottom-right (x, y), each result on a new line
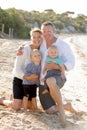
top-left (0, 97), bottom-right (5, 105)
top-left (59, 113), bottom-right (66, 128)
top-left (64, 102), bottom-right (77, 113)
top-left (0, 97), bottom-right (5, 100)
top-left (60, 122), bottom-right (66, 128)
top-left (59, 107), bottom-right (66, 127)
top-left (9, 94), bottom-right (13, 100)
top-left (76, 111), bottom-right (87, 116)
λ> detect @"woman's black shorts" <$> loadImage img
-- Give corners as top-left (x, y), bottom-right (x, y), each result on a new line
top-left (13, 77), bottom-right (24, 99)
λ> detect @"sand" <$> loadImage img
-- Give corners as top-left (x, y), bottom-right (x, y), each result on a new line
top-left (0, 35), bottom-right (87, 130)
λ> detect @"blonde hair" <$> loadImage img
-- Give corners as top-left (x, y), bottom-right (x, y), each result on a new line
top-left (30, 28), bottom-right (42, 36)
top-left (30, 49), bottom-right (41, 59)
top-left (41, 21), bottom-right (56, 32)
top-left (48, 45), bottom-right (58, 52)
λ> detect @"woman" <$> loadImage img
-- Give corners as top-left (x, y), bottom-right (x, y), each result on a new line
top-left (0, 28), bottom-right (43, 110)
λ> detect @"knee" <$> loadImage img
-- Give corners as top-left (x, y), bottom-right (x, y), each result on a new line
top-left (12, 104), bottom-right (20, 110)
top-left (12, 100), bottom-right (22, 110)
top-left (46, 77), bottom-right (56, 87)
top-left (46, 77), bottom-right (53, 85)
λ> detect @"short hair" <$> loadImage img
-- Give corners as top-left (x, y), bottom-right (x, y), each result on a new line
top-left (48, 45), bottom-right (58, 52)
top-left (30, 49), bottom-right (41, 59)
top-left (30, 28), bottom-right (42, 36)
top-left (41, 21), bottom-right (56, 31)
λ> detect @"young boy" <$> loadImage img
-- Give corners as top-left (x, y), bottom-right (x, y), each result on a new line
top-left (42, 45), bottom-right (66, 93)
top-left (23, 49), bottom-right (42, 111)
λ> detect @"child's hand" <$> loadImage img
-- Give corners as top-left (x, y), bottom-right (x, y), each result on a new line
top-left (40, 78), bottom-right (45, 85)
top-left (41, 78), bottom-right (45, 82)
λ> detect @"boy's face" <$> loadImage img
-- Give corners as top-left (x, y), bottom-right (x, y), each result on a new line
top-left (48, 48), bottom-right (58, 58)
top-left (31, 51), bottom-right (41, 63)
top-left (31, 32), bottom-right (43, 48)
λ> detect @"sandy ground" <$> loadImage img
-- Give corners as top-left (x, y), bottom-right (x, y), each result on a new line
top-left (0, 35), bottom-right (87, 130)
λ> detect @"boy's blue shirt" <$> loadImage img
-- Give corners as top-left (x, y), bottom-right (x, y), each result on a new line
top-left (45, 55), bottom-right (63, 65)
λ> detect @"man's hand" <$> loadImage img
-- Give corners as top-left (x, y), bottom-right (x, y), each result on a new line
top-left (46, 62), bottom-right (61, 70)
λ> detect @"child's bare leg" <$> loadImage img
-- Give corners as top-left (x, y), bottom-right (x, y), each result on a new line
top-left (46, 77), bottom-right (66, 127)
top-left (31, 98), bottom-right (37, 110)
top-left (27, 100), bottom-right (32, 109)
top-left (23, 96), bottom-right (28, 111)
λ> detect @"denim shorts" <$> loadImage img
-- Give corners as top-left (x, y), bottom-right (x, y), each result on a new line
top-left (45, 70), bottom-right (61, 79)
top-left (54, 75), bottom-right (66, 89)
top-left (45, 70), bottom-right (66, 89)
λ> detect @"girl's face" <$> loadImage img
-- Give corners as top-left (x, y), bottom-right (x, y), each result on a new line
top-left (48, 48), bottom-right (58, 58)
top-left (31, 32), bottom-right (43, 48)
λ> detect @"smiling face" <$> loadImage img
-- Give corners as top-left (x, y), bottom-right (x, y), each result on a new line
top-left (41, 22), bottom-right (56, 41)
top-left (41, 25), bottom-right (54, 41)
top-left (48, 46), bottom-right (58, 59)
top-left (30, 28), bottom-right (43, 49)
top-left (30, 49), bottom-right (42, 65)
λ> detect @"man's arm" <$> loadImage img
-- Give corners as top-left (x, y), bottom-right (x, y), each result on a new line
top-left (45, 62), bottom-right (61, 70)
top-left (62, 44), bottom-right (75, 71)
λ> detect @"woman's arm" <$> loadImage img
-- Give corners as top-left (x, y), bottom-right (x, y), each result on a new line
top-left (23, 63), bottom-right (39, 82)
top-left (23, 74), bottom-right (38, 82)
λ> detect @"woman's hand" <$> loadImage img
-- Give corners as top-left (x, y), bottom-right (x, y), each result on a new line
top-left (30, 74), bottom-right (38, 81)
top-left (17, 46), bottom-right (24, 56)
top-left (23, 74), bottom-right (38, 82)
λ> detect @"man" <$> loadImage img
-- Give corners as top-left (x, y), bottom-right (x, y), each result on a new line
top-left (39, 22), bottom-right (75, 126)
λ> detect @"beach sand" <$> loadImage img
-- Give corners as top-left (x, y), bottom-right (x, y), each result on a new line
top-left (0, 35), bottom-right (87, 130)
